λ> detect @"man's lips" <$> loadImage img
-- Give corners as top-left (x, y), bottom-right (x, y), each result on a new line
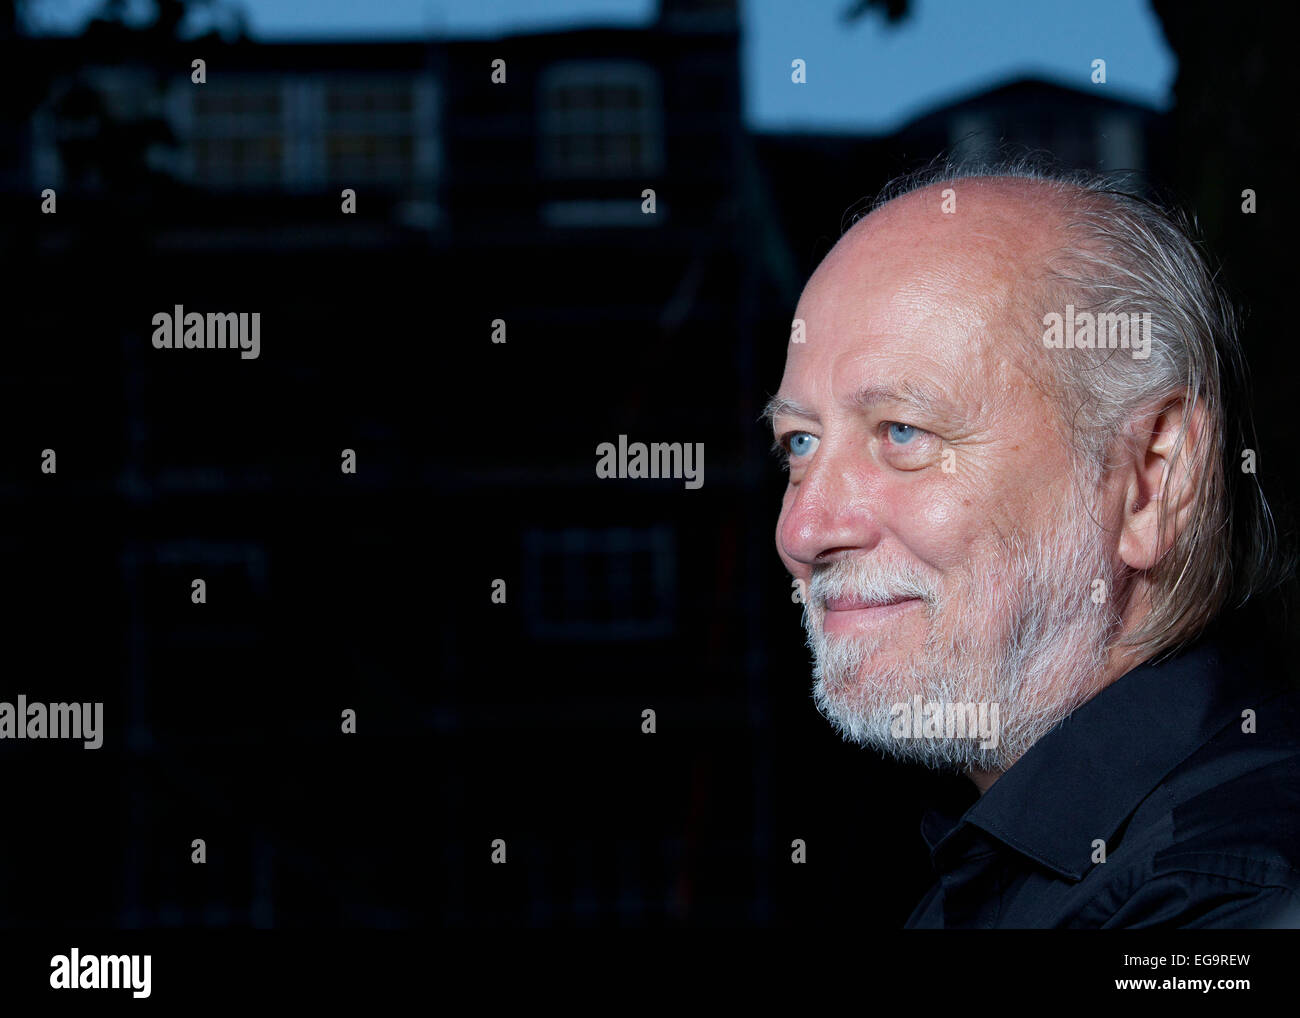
top-left (824, 595), bottom-right (922, 611)
top-left (820, 595), bottom-right (923, 633)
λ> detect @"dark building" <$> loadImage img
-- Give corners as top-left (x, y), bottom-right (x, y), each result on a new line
top-left (2, 0), bottom-right (815, 928)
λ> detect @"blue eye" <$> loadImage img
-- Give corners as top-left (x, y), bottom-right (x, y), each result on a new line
top-left (888, 422), bottom-right (919, 444)
top-left (788, 432), bottom-right (819, 457)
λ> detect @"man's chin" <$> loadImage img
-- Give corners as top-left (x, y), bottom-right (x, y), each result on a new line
top-left (809, 651), bottom-right (929, 709)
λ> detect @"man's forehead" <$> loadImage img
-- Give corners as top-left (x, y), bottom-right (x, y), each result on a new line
top-left (784, 270), bottom-right (1004, 395)
top-left (780, 182), bottom-right (1063, 412)
top-left (796, 263), bottom-right (999, 337)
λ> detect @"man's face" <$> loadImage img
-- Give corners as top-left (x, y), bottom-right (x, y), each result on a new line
top-left (771, 185), bottom-right (1119, 773)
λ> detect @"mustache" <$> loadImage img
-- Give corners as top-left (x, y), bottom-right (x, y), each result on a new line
top-left (805, 558), bottom-right (938, 609)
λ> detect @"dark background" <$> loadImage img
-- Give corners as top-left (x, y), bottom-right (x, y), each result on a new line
top-left (0, 0), bottom-right (1295, 929)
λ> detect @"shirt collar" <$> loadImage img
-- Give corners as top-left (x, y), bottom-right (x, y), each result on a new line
top-left (925, 632), bottom-right (1271, 881)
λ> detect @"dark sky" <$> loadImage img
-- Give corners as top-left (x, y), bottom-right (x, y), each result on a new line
top-left (24, 0), bottom-right (1175, 132)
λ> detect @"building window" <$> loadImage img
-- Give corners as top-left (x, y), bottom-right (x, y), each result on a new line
top-left (324, 130), bottom-right (414, 182)
top-left (193, 135), bottom-right (283, 185)
top-left (179, 74), bottom-right (432, 191)
top-left (187, 78), bottom-right (284, 187)
top-left (538, 62), bottom-right (662, 179)
top-left (323, 79), bottom-right (420, 184)
top-left (193, 87), bottom-right (282, 118)
top-left (325, 83), bottom-right (413, 117)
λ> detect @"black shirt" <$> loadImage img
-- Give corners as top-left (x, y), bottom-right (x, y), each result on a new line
top-left (905, 633), bottom-right (1300, 928)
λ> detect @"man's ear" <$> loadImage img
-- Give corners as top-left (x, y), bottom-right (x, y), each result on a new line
top-left (1117, 394), bottom-right (1209, 572)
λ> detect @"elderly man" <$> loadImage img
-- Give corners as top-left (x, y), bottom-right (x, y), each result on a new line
top-left (767, 161), bottom-right (1300, 928)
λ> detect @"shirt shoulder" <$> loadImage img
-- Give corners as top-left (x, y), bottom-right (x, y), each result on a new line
top-left (1082, 685), bottom-right (1300, 928)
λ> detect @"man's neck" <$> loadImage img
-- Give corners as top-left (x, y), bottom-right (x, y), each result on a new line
top-left (964, 630), bottom-right (1157, 796)
top-left (969, 767), bottom-right (1002, 795)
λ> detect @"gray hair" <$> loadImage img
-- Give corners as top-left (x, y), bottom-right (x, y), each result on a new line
top-left (853, 155), bottom-right (1288, 661)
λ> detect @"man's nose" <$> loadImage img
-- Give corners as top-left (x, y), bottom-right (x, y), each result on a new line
top-left (778, 447), bottom-right (883, 567)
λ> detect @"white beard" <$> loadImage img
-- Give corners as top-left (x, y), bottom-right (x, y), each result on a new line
top-left (803, 489), bottom-right (1121, 774)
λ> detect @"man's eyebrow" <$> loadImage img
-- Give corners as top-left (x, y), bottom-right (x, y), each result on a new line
top-left (761, 382), bottom-right (956, 431)
top-left (851, 382), bottom-right (954, 419)
top-left (760, 395), bottom-right (815, 430)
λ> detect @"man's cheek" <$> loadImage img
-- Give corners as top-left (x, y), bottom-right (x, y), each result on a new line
top-left (895, 490), bottom-right (982, 563)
